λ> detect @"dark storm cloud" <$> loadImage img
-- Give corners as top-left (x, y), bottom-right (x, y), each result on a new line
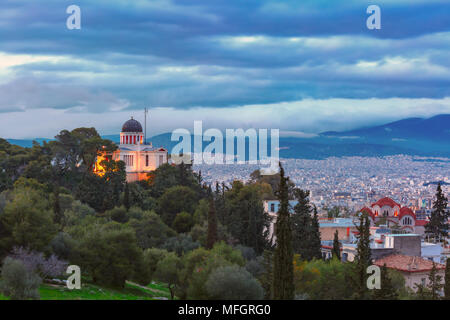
top-left (0, 0), bottom-right (449, 138)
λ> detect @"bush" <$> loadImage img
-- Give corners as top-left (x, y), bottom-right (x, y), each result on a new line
top-left (106, 206), bottom-right (129, 223)
top-left (50, 232), bottom-right (77, 261)
top-left (157, 186), bottom-right (198, 227)
top-left (10, 246), bottom-right (68, 279)
top-left (235, 245), bottom-right (257, 261)
top-left (128, 211), bottom-right (176, 249)
top-left (205, 265), bottom-right (264, 300)
top-left (143, 248), bottom-right (169, 282)
top-left (63, 200), bottom-right (96, 227)
top-left (75, 223), bottom-right (144, 288)
top-left (162, 234), bottom-right (200, 256)
top-left (154, 252), bottom-right (182, 299)
top-left (173, 212), bottom-right (194, 233)
top-left (245, 256), bottom-right (265, 279)
top-left (0, 257), bottom-right (41, 300)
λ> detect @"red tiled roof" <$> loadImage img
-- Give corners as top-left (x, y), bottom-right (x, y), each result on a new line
top-left (371, 197), bottom-right (401, 209)
top-left (399, 207), bottom-right (416, 220)
top-left (374, 254), bottom-right (445, 273)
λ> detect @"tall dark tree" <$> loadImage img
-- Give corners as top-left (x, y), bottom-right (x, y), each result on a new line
top-left (309, 206), bottom-right (322, 260)
top-left (223, 182), bottom-right (270, 254)
top-left (272, 163), bottom-right (294, 300)
top-left (53, 186), bottom-right (63, 226)
top-left (332, 230), bottom-right (341, 261)
top-left (445, 259), bottom-right (450, 300)
top-left (206, 198), bottom-right (218, 250)
top-left (429, 261), bottom-right (444, 300)
top-left (291, 189), bottom-right (312, 259)
top-left (426, 183), bottom-right (449, 242)
top-left (353, 212), bottom-right (372, 299)
top-left (124, 182), bottom-right (130, 211)
top-left (179, 161), bottom-right (188, 186)
top-left (260, 250), bottom-right (273, 299)
top-left (373, 264), bottom-right (398, 300)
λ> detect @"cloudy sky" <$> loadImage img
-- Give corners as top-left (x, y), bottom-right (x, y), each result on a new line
top-left (0, 0), bottom-right (449, 139)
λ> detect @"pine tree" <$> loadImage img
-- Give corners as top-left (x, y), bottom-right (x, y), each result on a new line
top-left (332, 230), bottom-right (341, 261)
top-left (123, 182), bottom-right (130, 210)
top-left (445, 259), bottom-right (450, 300)
top-left (373, 264), bottom-right (398, 300)
top-left (353, 212), bottom-right (372, 299)
top-left (291, 189), bottom-right (312, 260)
top-left (425, 183), bottom-right (448, 242)
top-left (428, 261), bottom-right (444, 300)
top-left (206, 198), bottom-right (218, 250)
top-left (309, 206), bottom-right (322, 260)
top-left (272, 162), bottom-right (294, 300)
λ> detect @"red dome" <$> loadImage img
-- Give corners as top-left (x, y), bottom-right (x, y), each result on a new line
top-left (399, 207), bottom-right (416, 220)
top-left (371, 197), bottom-right (401, 209)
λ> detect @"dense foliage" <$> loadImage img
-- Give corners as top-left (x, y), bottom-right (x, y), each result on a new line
top-left (0, 130), bottom-right (444, 300)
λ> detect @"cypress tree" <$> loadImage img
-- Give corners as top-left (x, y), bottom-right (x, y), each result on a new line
top-left (291, 189), bottom-right (312, 260)
top-left (261, 250), bottom-right (274, 299)
top-left (309, 206), bottom-right (322, 260)
top-left (272, 162), bottom-right (294, 300)
top-left (124, 182), bottom-right (130, 210)
top-left (428, 261), bottom-right (443, 300)
top-left (206, 198), bottom-right (218, 249)
top-left (425, 183), bottom-right (448, 242)
top-left (445, 259), bottom-right (450, 300)
top-left (332, 230), bottom-right (341, 261)
top-left (373, 264), bottom-right (398, 300)
top-left (353, 212), bottom-right (372, 299)
top-left (178, 161), bottom-right (187, 186)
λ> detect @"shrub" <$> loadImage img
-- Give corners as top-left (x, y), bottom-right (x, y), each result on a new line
top-left (0, 257), bottom-right (41, 300)
top-left (205, 265), bottom-right (264, 300)
top-left (173, 212), bottom-right (194, 233)
top-left (10, 246), bottom-right (68, 279)
top-left (162, 234), bottom-right (200, 256)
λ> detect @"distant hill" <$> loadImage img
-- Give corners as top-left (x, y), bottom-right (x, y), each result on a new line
top-left (6, 114), bottom-right (450, 159)
top-left (4, 138), bottom-right (53, 148)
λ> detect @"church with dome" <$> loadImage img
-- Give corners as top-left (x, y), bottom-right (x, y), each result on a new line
top-left (360, 197), bottom-right (427, 234)
top-left (94, 117), bottom-right (168, 182)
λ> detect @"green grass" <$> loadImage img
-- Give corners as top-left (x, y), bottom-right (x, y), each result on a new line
top-left (38, 282), bottom-right (168, 300)
top-left (0, 279), bottom-right (173, 300)
top-left (0, 293), bottom-right (9, 300)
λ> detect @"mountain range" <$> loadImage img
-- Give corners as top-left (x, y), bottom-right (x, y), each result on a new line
top-left (6, 114), bottom-right (450, 159)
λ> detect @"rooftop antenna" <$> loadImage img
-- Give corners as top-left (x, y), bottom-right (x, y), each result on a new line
top-left (144, 107), bottom-right (148, 145)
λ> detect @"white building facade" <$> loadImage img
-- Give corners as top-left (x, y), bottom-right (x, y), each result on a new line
top-left (95, 117), bottom-right (168, 182)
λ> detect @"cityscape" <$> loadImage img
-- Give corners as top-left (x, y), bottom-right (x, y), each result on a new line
top-left (0, 0), bottom-right (449, 314)
top-left (196, 155), bottom-right (450, 213)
